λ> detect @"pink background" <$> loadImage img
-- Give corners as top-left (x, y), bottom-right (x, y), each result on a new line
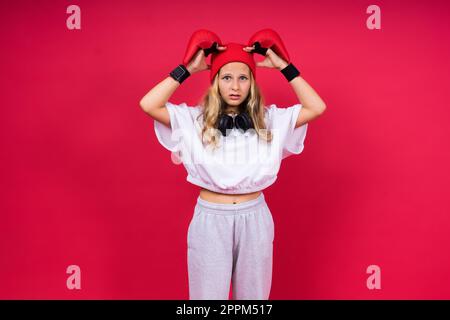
top-left (1, 0), bottom-right (450, 299)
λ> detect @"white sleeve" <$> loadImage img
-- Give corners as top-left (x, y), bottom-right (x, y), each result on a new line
top-left (153, 101), bottom-right (199, 152)
top-left (267, 103), bottom-right (308, 160)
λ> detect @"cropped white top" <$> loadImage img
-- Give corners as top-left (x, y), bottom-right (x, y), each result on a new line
top-left (154, 101), bottom-right (308, 194)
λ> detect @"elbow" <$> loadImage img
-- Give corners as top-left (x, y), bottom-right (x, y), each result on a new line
top-left (139, 99), bottom-right (151, 113)
top-left (318, 103), bottom-right (327, 115)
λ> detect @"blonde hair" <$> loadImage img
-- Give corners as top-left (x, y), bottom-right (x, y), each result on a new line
top-left (196, 70), bottom-right (273, 150)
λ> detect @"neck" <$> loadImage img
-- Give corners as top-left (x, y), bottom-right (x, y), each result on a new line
top-left (223, 105), bottom-right (240, 115)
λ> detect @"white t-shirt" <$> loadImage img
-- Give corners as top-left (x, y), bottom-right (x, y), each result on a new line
top-left (154, 101), bottom-right (308, 194)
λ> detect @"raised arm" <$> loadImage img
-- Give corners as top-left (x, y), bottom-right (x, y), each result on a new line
top-left (285, 74), bottom-right (327, 128)
top-left (243, 42), bottom-right (327, 128)
top-left (139, 76), bottom-right (182, 128)
top-left (139, 43), bottom-right (226, 128)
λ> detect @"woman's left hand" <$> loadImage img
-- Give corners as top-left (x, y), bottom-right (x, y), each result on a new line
top-left (243, 46), bottom-right (289, 70)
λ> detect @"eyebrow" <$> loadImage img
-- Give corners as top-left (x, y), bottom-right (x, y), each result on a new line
top-left (221, 73), bottom-right (249, 77)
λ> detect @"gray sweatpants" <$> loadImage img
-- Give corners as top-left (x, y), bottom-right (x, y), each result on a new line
top-left (187, 192), bottom-right (274, 300)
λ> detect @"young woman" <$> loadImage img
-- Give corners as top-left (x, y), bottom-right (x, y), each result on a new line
top-left (140, 30), bottom-right (326, 300)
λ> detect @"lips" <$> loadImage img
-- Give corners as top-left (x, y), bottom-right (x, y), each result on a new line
top-left (229, 94), bottom-right (240, 99)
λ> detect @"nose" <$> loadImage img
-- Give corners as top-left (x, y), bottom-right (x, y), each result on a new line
top-left (231, 79), bottom-right (240, 91)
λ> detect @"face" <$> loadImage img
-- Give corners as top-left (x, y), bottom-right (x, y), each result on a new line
top-left (218, 62), bottom-right (251, 108)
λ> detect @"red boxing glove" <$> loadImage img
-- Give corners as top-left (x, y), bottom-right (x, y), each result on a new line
top-left (247, 28), bottom-right (291, 63)
top-left (182, 29), bottom-right (224, 66)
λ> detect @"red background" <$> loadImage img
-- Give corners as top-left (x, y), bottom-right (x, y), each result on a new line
top-left (1, 0), bottom-right (450, 299)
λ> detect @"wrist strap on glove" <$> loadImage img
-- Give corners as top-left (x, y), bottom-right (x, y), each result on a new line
top-left (169, 64), bottom-right (191, 84)
top-left (280, 63), bottom-right (300, 82)
top-left (251, 42), bottom-right (268, 56)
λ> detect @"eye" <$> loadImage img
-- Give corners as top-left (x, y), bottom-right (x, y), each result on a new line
top-left (222, 76), bottom-right (248, 80)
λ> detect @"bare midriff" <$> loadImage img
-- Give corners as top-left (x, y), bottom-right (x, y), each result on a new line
top-left (199, 188), bottom-right (261, 204)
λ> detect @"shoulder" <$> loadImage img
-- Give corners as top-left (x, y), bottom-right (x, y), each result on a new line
top-left (265, 103), bottom-right (303, 118)
top-left (264, 103), bottom-right (300, 113)
top-left (263, 104), bottom-right (276, 117)
top-left (264, 103), bottom-right (297, 119)
top-left (166, 101), bottom-right (203, 118)
top-left (264, 103), bottom-right (303, 128)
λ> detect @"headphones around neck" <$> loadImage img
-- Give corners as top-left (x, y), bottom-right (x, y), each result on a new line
top-left (217, 111), bottom-right (254, 136)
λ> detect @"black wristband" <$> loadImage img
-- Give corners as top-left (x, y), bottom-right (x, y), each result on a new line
top-left (280, 63), bottom-right (300, 82)
top-left (169, 64), bottom-right (191, 84)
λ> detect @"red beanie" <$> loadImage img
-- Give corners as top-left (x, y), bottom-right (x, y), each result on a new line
top-left (210, 42), bottom-right (256, 83)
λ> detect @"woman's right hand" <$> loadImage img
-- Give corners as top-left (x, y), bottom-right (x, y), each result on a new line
top-left (186, 44), bottom-right (227, 74)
